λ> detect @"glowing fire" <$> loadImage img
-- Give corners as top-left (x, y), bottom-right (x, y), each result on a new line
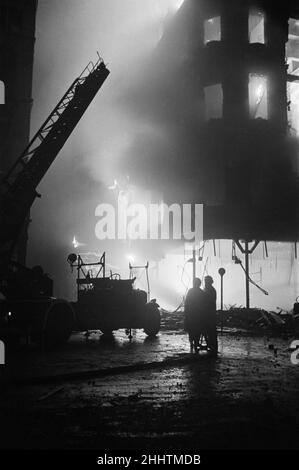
top-left (256, 84), bottom-right (264, 104)
top-left (174, 0), bottom-right (184, 10)
top-left (154, 0), bottom-right (184, 18)
top-left (126, 254), bottom-right (135, 264)
top-left (72, 236), bottom-right (85, 249)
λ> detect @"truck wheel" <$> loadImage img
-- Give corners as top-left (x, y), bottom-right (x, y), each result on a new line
top-left (43, 300), bottom-right (74, 348)
top-left (143, 303), bottom-right (160, 337)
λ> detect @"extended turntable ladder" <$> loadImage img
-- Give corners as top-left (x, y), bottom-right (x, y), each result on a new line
top-left (0, 55), bottom-right (110, 257)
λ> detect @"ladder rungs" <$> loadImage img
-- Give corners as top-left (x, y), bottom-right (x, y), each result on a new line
top-left (1, 57), bottom-right (109, 211)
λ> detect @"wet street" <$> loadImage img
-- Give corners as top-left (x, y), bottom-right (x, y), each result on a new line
top-left (1, 319), bottom-right (299, 450)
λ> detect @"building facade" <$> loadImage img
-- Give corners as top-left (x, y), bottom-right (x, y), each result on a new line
top-left (0, 0), bottom-right (38, 262)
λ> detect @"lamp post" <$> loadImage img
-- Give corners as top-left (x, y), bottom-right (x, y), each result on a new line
top-left (218, 267), bottom-right (226, 311)
top-left (218, 267), bottom-right (226, 334)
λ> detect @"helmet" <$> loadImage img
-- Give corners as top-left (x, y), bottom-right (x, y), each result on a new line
top-left (204, 275), bottom-right (214, 285)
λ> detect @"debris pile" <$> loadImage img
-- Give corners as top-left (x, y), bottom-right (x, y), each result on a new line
top-left (161, 305), bottom-right (299, 337)
top-left (217, 307), bottom-right (299, 336)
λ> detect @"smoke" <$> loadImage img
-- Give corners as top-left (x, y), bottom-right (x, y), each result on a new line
top-left (28, 0), bottom-right (190, 296)
top-left (27, 0), bottom-right (298, 309)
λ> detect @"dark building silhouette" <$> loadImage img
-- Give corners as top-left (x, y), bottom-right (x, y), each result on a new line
top-left (194, 0), bottom-right (299, 241)
top-left (125, 0), bottom-right (299, 242)
top-left (0, 0), bottom-right (38, 262)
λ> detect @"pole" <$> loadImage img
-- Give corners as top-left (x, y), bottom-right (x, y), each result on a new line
top-left (221, 275), bottom-right (223, 334)
top-left (218, 268), bottom-right (226, 333)
top-left (218, 268), bottom-right (226, 309)
top-left (220, 275), bottom-right (224, 311)
top-left (245, 241), bottom-right (250, 309)
top-left (145, 262), bottom-right (150, 302)
top-left (235, 240), bottom-right (259, 311)
top-left (192, 247), bottom-right (196, 283)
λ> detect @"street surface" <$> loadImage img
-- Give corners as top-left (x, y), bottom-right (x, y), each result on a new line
top-left (1, 318), bottom-right (298, 449)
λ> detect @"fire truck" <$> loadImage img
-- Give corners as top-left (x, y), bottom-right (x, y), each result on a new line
top-left (0, 55), bottom-right (160, 347)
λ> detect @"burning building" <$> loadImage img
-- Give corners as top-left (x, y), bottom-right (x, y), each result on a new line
top-left (197, 0), bottom-right (299, 242)
top-left (0, 1), bottom-right (298, 308)
top-left (114, 0), bottom-right (299, 308)
top-left (145, 0), bottom-right (299, 242)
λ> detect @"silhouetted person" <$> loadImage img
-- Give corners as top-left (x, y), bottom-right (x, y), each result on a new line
top-left (204, 275), bottom-right (218, 356)
top-left (184, 277), bottom-right (205, 352)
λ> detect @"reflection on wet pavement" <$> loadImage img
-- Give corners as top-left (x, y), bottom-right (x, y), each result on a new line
top-left (2, 328), bottom-right (299, 450)
top-left (5, 326), bottom-right (294, 383)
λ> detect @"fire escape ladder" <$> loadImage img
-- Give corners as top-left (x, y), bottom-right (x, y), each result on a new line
top-left (0, 55), bottom-right (110, 249)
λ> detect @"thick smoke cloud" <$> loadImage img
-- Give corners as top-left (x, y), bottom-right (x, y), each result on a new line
top-left (27, 0), bottom-right (298, 309)
top-left (28, 0), bottom-right (188, 297)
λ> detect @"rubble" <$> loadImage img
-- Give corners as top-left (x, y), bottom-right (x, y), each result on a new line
top-left (218, 307), bottom-right (299, 336)
top-left (161, 307), bottom-right (299, 337)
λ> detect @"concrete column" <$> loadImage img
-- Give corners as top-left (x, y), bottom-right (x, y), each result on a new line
top-left (221, 1), bottom-right (250, 121)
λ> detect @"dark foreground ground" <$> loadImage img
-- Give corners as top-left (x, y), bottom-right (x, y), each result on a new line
top-left (0, 318), bottom-right (299, 450)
